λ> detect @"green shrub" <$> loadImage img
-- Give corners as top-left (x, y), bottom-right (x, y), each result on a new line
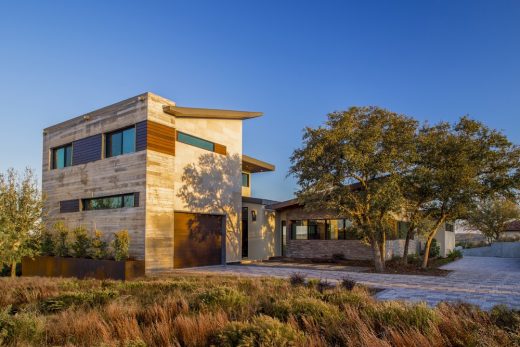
top-left (324, 290), bottom-right (368, 309)
top-left (316, 279), bottom-right (335, 293)
top-left (40, 229), bottom-right (55, 256)
top-left (53, 221), bottom-right (70, 257)
top-left (289, 272), bottom-right (306, 286)
top-left (447, 249), bottom-right (463, 261)
top-left (341, 277), bottom-right (356, 291)
top-left (216, 315), bottom-right (304, 347)
top-left (39, 289), bottom-right (119, 313)
top-left (91, 230), bottom-right (108, 259)
top-left (490, 305), bottom-right (520, 332)
top-left (113, 230), bottom-right (130, 261)
top-left (0, 306), bottom-right (45, 346)
top-left (71, 226), bottom-right (92, 258)
top-left (270, 297), bottom-right (341, 325)
top-left (366, 302), bottom-right (437, 334)
top-left (194, 287), bottom-right (247, 311)
top-left (429, 239), bottom-right (440, 258)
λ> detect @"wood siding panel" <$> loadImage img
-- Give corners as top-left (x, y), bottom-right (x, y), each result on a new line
top-left (174, 212), bottom-right (222, 268)
top-left (147, 121), bottom-right (175, 156)
top-left (72, 134), bottom-right (102, 165)
top-left (214, 143), bottom-right (227, 155)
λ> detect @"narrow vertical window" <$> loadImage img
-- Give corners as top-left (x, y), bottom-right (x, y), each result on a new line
top-left (242, 173), bottom-right (250, 187)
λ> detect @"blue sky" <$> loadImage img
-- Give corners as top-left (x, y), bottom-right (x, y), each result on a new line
top-left (0, 1), bottom-right (519, 201)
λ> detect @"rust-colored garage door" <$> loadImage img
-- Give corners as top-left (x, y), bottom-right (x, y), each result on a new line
top-left (174, 212), bottom-right (223, 268)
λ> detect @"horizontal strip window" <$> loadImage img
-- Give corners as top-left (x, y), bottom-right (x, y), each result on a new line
top-left (106, 126), bottom-right (136, 158)
top-left (82, 192), bottom-right (138, 211)
top-left (177, 131), bottom-right (215, 152)
top-left (51, 144), bottom-right (73, 169)
top-left (290, 219), bottom-right (362, 240)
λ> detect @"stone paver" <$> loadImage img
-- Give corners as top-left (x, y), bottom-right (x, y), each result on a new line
top-left (173, 256), bottom-right (520, 310)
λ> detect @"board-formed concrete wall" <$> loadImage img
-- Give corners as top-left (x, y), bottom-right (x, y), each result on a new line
top-left (42, 94), bottom-right (148, 260)
top-left (462, 242), bottom-right (520, 258)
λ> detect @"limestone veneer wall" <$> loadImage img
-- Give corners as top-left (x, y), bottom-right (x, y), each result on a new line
top-left (286, 239), bottom-right (416, 260)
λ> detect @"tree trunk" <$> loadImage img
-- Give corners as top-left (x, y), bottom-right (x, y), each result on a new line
top-left (421, 217), bottom-right (446, 269)
top-left (379, 232), bottom-right (386, 265)
top-left (11, 262), bottom-right (17, 278)
top-left (372, 240), bottom-right (385, 272)
top-left (402, 231), bottom-right (411, 264)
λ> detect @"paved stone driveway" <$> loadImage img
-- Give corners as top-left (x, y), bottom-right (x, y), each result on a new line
top-left (175, 256), bottom-right (520, 310)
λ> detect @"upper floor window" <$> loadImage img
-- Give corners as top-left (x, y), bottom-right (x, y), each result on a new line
top-left (106, 127), bottom-right (135, 158)
top-left (52, 144), bottom-right (73, 169)
top-left (82, 192), bottom-right (138, 211)
top-left (242, 173), bottom-right (250, 187)
top-left (177, 131), bottom-right (215, 152)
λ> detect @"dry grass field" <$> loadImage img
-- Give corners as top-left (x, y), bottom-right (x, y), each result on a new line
top-left (0, 274), bottom-right (518, 346)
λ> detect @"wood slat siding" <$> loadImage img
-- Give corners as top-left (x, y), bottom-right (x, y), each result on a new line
top-left (214, 143), bottom-right (227, 155)
top-left (72, 134), bottom-right (102, 165)
top-left (60, 199), bottom-right (80, 213)
top-left (174, 212), bottom-right (222, 268)
top-left (147, 121), bottom-right (176, 156)
top-left (135, 121), bottom-right (147, 152)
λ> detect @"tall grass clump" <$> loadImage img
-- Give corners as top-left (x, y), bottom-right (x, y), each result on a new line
top-left (0, 274), bottom-right (518, 346)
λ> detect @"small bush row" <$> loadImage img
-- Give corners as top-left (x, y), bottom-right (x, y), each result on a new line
top-left (40, 221), bottom-right (130, 261)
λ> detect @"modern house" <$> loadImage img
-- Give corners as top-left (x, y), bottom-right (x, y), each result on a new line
top-left (42, 92), bottom-right (454, 275)
top-left (42, 92), bottom-right (277, 274)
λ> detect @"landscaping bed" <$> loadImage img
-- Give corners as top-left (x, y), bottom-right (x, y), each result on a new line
top-left (266, 253), bottom-right (462, 277)
top-left (0, 274), bottom-right (518, 346)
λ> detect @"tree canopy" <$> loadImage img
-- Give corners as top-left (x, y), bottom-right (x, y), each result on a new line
top-left (0, 168), bottom-right (44, 277)
top-left (290, 106), bottom-right (418, 271)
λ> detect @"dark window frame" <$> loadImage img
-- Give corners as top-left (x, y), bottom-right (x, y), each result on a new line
top-left (82, 192), bottom-right (138, 211)
top-left (51, 143), bottom-right (73, 169)
top-left (105, 126), bottom-right (136, 158)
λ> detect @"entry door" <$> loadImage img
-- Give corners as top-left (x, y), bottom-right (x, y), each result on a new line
top-left (174, 212), bottom-right (222, 268)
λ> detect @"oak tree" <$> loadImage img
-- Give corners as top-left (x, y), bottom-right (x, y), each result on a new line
top-left (289, 107), bottom-right (417, 272)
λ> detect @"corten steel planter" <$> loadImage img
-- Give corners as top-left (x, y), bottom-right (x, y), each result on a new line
top-left (22, 256), bottom-right (145, 280)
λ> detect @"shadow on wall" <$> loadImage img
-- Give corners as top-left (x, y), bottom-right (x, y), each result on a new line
top-left (177, 153), bottom-right (242, 260)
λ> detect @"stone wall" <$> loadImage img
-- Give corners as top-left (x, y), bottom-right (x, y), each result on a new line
top-left (286, 239), bottom-right (416, 260)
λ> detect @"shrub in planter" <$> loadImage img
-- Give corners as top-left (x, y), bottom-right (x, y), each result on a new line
top-left (71, 226), bottom-right (91, 258)
top-left (112, 230), bottom-right (130, 261)
top-left (40, 229), bottom-right (55, 256)
top-left (53, 221), bottom-right (70, 257)
top-left (91, 230), bottom-right (108, 260)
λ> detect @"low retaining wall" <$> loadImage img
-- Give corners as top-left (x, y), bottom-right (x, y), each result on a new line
top-left (286, 239), bottom-right (416, 260)
top-left (462, 242), bottom-right (520, 258)
top-left (22, 256), bottom-right (145, 280)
